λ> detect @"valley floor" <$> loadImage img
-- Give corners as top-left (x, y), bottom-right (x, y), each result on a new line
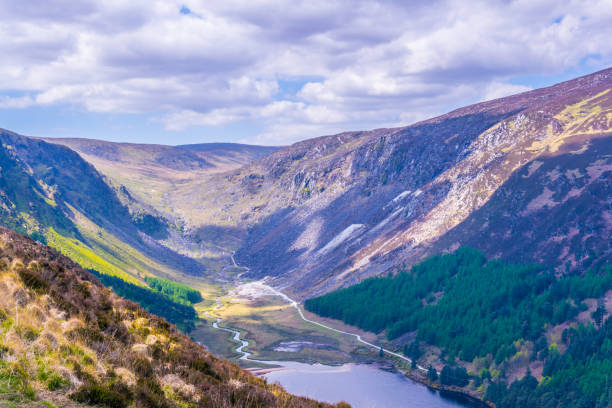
top-left (191, 280), bottom-right (377, 367)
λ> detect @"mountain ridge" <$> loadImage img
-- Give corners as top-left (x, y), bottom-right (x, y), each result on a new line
top-left (19, 67), bottom-right (612, 300)
top-left (232, 67), bottom-right (612, 297)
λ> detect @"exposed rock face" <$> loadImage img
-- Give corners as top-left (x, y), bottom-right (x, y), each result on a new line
top-left (231, 69), bottom-right (612, 298)
top-left (7, 68), bottom-right (612, 299)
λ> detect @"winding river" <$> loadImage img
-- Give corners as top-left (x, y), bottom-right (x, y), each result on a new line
top-left (203, 281), bottom-right (474, 408)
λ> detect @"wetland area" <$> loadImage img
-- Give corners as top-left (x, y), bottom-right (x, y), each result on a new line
top-left (192, 280), bottom-right (475, 408)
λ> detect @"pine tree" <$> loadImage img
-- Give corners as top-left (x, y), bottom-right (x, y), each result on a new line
top-left (440, 365), bottom-right (452, 385)
top-left (593, 298), bottom-right (606, 328)
top-left (427, 365), bottom-right (438, 382)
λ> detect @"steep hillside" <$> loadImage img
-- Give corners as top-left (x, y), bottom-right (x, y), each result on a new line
top-left (11, 68), bottom-right (612, 301)
top-left (227, 68), bottom-right (612, 297)
top-left (0, 227), bottom-right (341, 407)
top-left (430, 135), bottom-right (612, 272)
top-left (0, 129), bottom-right (202, 284)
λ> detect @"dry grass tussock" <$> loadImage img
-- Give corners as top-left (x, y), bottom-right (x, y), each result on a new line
top-left (0, 227), bottom-right (348, 408)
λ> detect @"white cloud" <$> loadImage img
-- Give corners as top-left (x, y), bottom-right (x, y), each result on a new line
top-left (482, 82), bottom-right (533, 102)
top-left (0, 0), bottom-right (611, 144)
top-left (0, 95), bottom-right (36, 109)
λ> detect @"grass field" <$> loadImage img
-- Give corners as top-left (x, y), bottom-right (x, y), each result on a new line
top-left (191, 286), bottom-right (388, 368)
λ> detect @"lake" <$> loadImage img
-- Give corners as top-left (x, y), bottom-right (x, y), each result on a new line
top-left (261, 361), bottom-right (474, 408)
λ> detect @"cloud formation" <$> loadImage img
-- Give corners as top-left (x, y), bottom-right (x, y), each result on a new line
top-left (0, 0), bottom-right (611, 144)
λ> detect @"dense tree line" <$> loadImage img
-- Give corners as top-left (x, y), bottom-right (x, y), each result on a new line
top-left (305, 248), bottom-right (611, 361)
top-left (304, 248), bottom-right (612, 406)
top-left (144, 276), bottom-right (203, 305)
top-left (440, 365), bottom-right (469, 387)
top-left (90, 270), bottom-right (198, 332)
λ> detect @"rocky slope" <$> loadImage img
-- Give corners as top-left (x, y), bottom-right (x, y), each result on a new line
top-left (4, 68), bottom-right (611, 300)
top-left (0, 227), bottom-right (341, 407)
top-left (223, 68), bottom-right (611, 297)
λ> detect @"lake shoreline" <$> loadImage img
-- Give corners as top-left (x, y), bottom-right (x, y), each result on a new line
top-left (198, 282), bottom-right (495, 408)
top-left (401, 368), bottom-right (494, 408)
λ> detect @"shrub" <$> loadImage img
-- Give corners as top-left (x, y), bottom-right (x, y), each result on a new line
top-left (134, 377), bottom-right (170, 408)
top-left (17, 269), bottom-right (49, 293)
top-left (47, 373), bottom-right (70, 391)
top-left (131, 357), bottom-right (153, 378)
top-left (18, 326), bottom-right (40, 341)
top-left (67, 327), bottom-right (104, 345)
top-left (71, 381), bottom-right (130, 408)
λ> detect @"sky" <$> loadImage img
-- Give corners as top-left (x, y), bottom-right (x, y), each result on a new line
top-left (0, 0), bottom-right (611, 146)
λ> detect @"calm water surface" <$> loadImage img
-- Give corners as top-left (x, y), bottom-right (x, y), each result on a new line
top-left (262, 361), bottom-right (472, 408)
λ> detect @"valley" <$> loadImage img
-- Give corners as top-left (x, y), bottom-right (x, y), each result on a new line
top-left (0, 68), bottom-right (611, 407)
top-left (190, 272), bottom-right (481, 408)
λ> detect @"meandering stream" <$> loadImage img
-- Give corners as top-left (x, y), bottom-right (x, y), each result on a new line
top-left (202, 281), bottom-right (473, 408)
top-left (204, 299), bottom-right (252, 361)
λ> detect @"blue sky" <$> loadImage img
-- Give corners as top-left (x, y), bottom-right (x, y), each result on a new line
top-left (0, 1), bottom-right (611, 146)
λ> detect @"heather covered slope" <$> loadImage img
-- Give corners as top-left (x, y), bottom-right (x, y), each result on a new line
top-left (430, 134), bottom-right (612, 272)
top-left (37, 68), bottom-right (612, 299)
top-left (0, 227), bottom-right (340, 408)
top-left (233, 68), bottom-right (612, 297)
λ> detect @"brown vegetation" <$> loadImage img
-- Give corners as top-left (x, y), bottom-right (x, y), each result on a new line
top-left (0, 227), bottom-right (343, 408)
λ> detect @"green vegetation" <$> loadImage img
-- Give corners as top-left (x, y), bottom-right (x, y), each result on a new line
top-left (439, 365), bottom-right (469, 387)
top-left (305, 248), bottom-right (612, 406)
top-left (90, 270), bottom-right (198, 332)
top-left (144, 276), bottom-right (203, 305)
top-left (0, 359), bottom-right (37, 402)
top-left (38, 366), bottom-right (70, 391)
top-left (487, 318), bottom-right (612, 408)
top-left (71, 380), bottom-right (131, 408)
top-left (46, 228), bottom-right (139, 284)
top-left (305, 248), bottom-right (611, 360)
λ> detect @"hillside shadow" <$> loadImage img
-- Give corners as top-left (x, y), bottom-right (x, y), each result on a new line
top-left (233, 110), bottom-right (522, 288)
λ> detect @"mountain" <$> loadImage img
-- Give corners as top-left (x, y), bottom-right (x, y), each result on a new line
top-left (227, 68), bottom-right (612, 297)
top-left (3, 68), bottom-right (611, 302)
top-left (0, 128), bottom-right (204, 285)
top-left (0, 226), bottom-right (342, 407)
top-left (44, 138), bottom-right (279, 230)
top-left (32, 68), bottom-right (612, 301)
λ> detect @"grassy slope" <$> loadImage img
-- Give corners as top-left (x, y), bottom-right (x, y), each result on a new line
top-left (0, 227), bottom-right (344, 408)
